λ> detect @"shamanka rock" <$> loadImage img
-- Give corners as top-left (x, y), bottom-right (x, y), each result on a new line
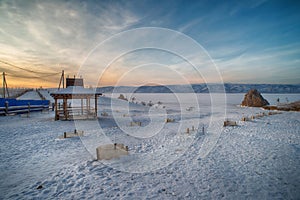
top-left (241, 89), bottom-right (269, 107)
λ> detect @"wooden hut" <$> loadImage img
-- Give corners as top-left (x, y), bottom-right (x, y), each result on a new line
top-left (50, 78), bottom-right (101, 120)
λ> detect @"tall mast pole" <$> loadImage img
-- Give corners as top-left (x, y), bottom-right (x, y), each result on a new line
top-left (2, 72), bottom-right (9, 98)
top-left (2, 72), bottom-right (5, 98)
top-left (58, 70), bottom-right (65, 90)
top-left (62, 70), bottom-right (65, 88)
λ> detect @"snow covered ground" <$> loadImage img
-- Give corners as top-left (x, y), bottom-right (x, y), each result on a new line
top-left (38, 89), bottom-right (55, 103)
top-left (17, 90), bottom-right (42, 100)
top-left (0, 93), bottom-right (299, 199)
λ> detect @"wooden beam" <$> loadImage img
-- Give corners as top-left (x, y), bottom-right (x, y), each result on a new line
top-left (81, 98), bottom-right (83, 115)
top-left (50, 94), bottom-right (100, 99)
top-left (95, 95), bottom-right (98, 117)
top-left (55, 98), bottom-right (58, 120)
top-left (63, 98), bottom-right (67, 120)
top-left (86, 98), bottom-right (89, 116)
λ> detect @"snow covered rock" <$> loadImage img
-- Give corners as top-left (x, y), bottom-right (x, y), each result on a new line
top-left (241, 89), bottom-right (269, 107)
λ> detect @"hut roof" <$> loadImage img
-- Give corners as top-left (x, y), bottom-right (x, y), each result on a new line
top-left (50, 86), bottom-right (102, 98)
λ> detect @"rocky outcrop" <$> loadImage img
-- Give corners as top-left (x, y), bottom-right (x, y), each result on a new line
top-left (241, 89), bottom-right (269, 107)
top-left (263, 101), bottom-right (300, 111)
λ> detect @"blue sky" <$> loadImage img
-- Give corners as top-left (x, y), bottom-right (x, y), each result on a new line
top-left (0, 0), bottom-right (299, 87)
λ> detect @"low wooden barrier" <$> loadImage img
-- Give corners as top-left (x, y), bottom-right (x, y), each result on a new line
top-left (0, 98), bottom-right (49, 116)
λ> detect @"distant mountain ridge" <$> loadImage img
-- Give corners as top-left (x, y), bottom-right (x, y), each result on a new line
top-left (96, 83), bottom-right (300, 93)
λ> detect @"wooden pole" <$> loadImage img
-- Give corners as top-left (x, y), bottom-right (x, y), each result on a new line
top-left (58, 70), bottom-right (65, 90)
top-left (62, 70), bottom-right (65, 88)
top-left (55, 98), bottom-right (58, 120)
top-left (81, 98), bottom-right (83, 115)
top-left (86, 98), bottom-right (88, 116)
top-left (2, 72), bottom-right (5, 98)
top-left (63, 98), bottom-right (67, 120)
top-left (87, 97), bottom-right (91, 114)
top-left (95, 95), bottom-right (98, 117)
top-left (2, 72), bottom-right (9, 98)
top-left (5, 101), bottom-right (8, 115)
top-left (27, 102), bottom-right (30, 117)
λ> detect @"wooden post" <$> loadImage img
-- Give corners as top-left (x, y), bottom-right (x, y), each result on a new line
top-left (202, 126), bottom-right (205, 135)
top-left (63, 98), bottom-right (67, 120)
top-left (95, 95), bottom-right (98, 117)
top-left (186, 128), bottom-right (189, 134)
top-left (88, 98), bottom-right (90, 112)
top-left (2, 72), bottom-right (5, 98)
top-left (81, 98), bottom-right (83, 115)
top-left (62, 70), bottom-right (65, 88)
top-left (86, 98), bottom-right (88, 116)
top-left (58, 70), bottom-right (65, 90)
top-left (64, 132), bottom-right (67, 138)
top-left (2, 72), bottom-right (9, 98)
top-left (27, 102), bottom-right (30, 117)
top-left (85, 98), bottom-right (88, 115)
top-left (55, 98), bottom-right (58, 120)
top-left (4, 101), bottom-right (8, 115)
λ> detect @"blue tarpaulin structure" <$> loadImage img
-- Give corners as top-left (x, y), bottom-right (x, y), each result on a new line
top-left (0, 98), bottom-right (50, 115)
top-left (0, 98), bottom-right (49, 107)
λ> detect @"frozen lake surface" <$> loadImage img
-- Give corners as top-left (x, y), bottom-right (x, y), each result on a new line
top-left (0, 93), bottom-right (299, 199)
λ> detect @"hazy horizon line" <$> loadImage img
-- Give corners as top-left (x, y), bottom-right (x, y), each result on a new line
top-left (3, 82), bottom-right (300, 89)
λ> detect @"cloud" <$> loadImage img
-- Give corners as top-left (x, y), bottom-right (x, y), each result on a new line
top-left (213, 43), bottom-right (300, 84)
top-left (0, 0), bottom-right (140, 87)
top-left (0, 0), bottom-right (299, 87)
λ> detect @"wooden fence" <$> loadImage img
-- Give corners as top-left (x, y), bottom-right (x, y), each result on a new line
top-left (0, 98), bottom-right (50, 115)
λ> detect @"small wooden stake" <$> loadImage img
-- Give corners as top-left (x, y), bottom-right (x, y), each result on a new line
top-left (186, 128), bottom-right (189, 134)
top-left (27, 102), bottom-right (30, 117)
top-left (5, 101), bottom-right (8, 115)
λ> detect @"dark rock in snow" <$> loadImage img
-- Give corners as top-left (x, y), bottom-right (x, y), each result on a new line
top-left (37, 185), bottom-right (43, 190)
top-left (263, 101), bottom-right (300, 111)
top-left (241, 89), bottom-right (269, 107)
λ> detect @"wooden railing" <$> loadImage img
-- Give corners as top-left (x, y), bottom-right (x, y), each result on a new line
top-left (0, 99), bottom-right (50, 116)
top-left (0, 104), bottom-right (49, 115)
top-left (56, 107), bottom-right (96, 120)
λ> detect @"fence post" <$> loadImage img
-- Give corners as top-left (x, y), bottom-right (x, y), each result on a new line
top-left (5, 101), bottom-right (8, 115)
top-left (27, 102), bottom-right (30, 117)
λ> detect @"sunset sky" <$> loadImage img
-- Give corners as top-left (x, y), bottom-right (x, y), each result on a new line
top-left (0, 0), bottom-right (299, 88)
